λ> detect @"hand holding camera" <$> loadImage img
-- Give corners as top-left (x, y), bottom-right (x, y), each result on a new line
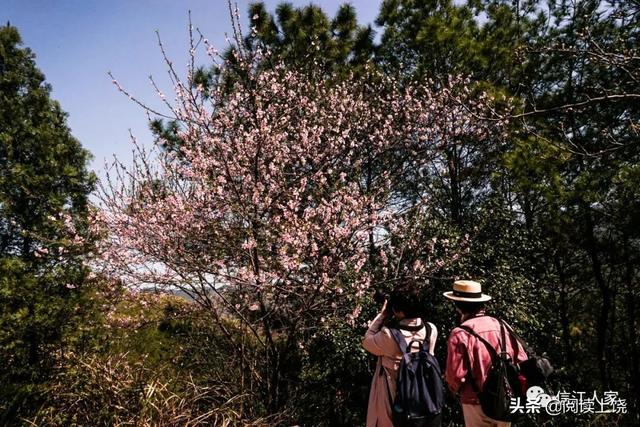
top-left (373, 289), bottom-right (392, 317)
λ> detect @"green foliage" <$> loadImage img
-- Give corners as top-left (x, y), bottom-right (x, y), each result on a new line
top-left (247, 2), bottom-right (376, 75)
top-left (0, 24), bottom-right (96, 421)
top-left (297, 321), bottom-right (371, 426)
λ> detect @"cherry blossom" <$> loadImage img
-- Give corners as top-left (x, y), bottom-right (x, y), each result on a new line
top-left (94, 21), bottom-right (506, 392)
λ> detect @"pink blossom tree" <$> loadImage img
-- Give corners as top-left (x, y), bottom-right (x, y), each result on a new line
top-left (95, 19), bottom-right (506, 407)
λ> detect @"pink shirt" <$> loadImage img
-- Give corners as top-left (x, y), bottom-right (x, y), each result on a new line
top-left (445, 314), bottom-right (528, 404)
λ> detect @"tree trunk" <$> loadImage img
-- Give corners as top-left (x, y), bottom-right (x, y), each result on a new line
top-left (623, 237), bottom-right (639, 411)
top-left (446, 146), bottom-right (462, 227)
top-left (581, 203), bottom-right (611, 388)
top-left (553, 252), bottom-right (573, 365)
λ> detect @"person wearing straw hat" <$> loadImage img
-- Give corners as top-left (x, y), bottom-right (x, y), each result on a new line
top-left (443, 280), bottom-right (527, 427)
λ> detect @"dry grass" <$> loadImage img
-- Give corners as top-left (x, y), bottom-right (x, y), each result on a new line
top-left (25, 352), bottom-right (288, 426)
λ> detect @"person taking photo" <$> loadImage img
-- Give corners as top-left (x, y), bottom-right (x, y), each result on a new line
top-left (363, 285), bottom-right (441, 427)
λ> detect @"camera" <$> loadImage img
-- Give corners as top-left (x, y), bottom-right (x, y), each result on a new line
top-left (373, 289), bottom-right (392, 316)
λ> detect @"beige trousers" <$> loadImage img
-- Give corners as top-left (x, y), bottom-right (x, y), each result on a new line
top-left (462, 404), bottom-right (511, 427)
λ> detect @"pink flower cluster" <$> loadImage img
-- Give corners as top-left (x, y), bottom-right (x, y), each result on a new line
top-left (96, 39), bottom-right (505, 326)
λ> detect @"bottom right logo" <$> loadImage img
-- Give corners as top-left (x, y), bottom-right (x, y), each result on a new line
top-left (510, 386), bottom-right (627, 416)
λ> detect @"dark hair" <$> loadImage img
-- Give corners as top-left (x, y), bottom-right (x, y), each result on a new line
top-left (454, 300), bottom-right (485, 315)
top-left (389, 284), bottom-right (422, 318)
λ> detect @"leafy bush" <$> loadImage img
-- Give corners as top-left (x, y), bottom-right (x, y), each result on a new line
top-left (296, 321), bottom-right (371, 426)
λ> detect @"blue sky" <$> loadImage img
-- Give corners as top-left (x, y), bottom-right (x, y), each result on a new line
top-left (3, 0), bottom-right (382, 176)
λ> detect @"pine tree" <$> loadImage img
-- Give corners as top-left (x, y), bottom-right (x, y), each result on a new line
top-left (0, 25), bottom-right (96, 415)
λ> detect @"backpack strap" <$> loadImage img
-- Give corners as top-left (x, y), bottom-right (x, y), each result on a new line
top-left (499, 321), bottom-right (508, 356)
top-left (389, 327), bottom-right (408, 353)
top-left (458, 322), bottom-right (515, 395)
top-left (457, 325), bottom-right (500, 362)
top-left (421, 321), bottom-right (432, 353)
top-left (500, 319), bottom-right (522, 360)
top-left (498, 319), bottom-right (535, 358)
top-left (458, 325), bottom-right (500, 394)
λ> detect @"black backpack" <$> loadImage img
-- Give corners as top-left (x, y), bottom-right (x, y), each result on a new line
top-left (384, 322), bottom-right (444, 427)
top-left (458, 320), bottom-right (525, 423)
top-left (499, 320), bottom-right (553, 387)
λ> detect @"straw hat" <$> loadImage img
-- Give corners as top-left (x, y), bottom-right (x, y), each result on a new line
top-left (443, 280), bottom-right (492, 302)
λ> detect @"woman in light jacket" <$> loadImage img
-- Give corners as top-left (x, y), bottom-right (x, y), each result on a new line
top-left (362, 285), bottom-right (438, 427)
